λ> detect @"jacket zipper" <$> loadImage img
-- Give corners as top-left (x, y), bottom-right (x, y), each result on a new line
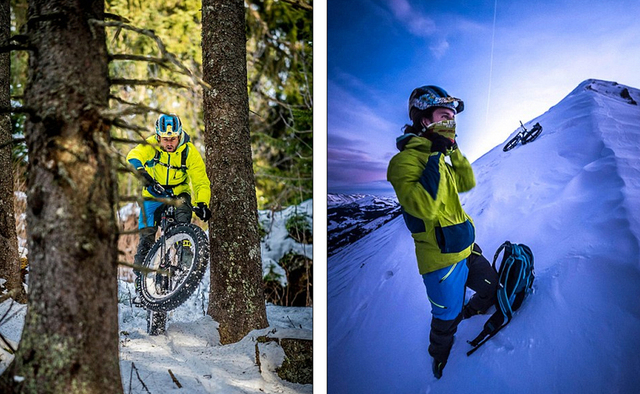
top-left (166, 153), bottom-right (171, 186)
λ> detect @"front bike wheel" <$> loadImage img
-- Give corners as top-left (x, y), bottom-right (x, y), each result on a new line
top-left (139, 223), bottom-right (209, 312)
top-left (503, 135), bottom-right (521, 152)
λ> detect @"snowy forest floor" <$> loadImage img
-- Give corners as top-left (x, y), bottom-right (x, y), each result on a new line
top-left (0, 276), bottom-right (313, 394)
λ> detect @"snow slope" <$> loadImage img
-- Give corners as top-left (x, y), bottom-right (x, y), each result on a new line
top-left (328, 79), bottom-right (640, 394)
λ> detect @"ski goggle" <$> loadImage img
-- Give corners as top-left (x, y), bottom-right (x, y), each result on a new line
top-left (410, 94), bottom-right (464, 114)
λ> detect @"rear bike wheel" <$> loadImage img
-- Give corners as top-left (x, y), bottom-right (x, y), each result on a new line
top-left (522, 127), bottom-right (542, 144)
top-left (503, 135), bottom-right (521, 152)
top-left (139, 223), bottom-right (209, 312)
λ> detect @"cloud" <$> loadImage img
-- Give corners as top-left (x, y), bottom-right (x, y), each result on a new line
top-left (383, 0), bottom-right (457, 59)
top-left (327, 74), bottom-right (405, 188)
top-left (328, 145), bottom-right (370, 163)
top-left (387, 0), bottom-right (436, 37)
top-left (328, 153), bottom-right (389, 185)
top-left (429, 39), bottom-right (450, 59)
top-left (328, 80), bottom-right (400, 148)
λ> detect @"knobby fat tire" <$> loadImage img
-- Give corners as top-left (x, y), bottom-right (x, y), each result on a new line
top-left (140, 223), bottom-right (210, 312)
top-left (503, 135), bottom-right (521, 152)
top-left (521, 128), bottom-right (542, 144)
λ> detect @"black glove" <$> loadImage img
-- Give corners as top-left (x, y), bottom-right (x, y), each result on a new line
top-left (147, 182), bottom-right (166, 197)
top-left (138, 169), bottom-right (166, 197)
top-left (194, 202), bottom-right (211, 222)
top-left (429, 134), bottom-right (454, 154)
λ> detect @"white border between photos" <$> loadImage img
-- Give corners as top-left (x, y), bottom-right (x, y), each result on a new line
top-left (313, 1), bottom-right (328, 393)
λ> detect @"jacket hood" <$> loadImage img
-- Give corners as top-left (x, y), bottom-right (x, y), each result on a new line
top-left (396, 133), bottom-right (432, 152)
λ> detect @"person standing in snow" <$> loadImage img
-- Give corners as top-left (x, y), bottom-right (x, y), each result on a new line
top-left (387, 86), bottom-right (498, 379)
top-left (127, 114), bottom-right (211, 302)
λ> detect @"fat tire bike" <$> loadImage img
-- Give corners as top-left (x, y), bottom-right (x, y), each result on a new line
top-left (503, 121), bottom-right (543, 152)
top-left (138, 191), bottom-right (209, 335)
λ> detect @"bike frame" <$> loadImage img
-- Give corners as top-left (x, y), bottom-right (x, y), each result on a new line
top-left (156, 191), bottom-right (187, 292)
top-left (518, 121), bottom-right (527, 136)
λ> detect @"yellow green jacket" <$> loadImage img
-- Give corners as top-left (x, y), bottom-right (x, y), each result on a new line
top-left (127, 133), bottom-right (211, 207)
top-left (387, 135), bottom-right (476, 274)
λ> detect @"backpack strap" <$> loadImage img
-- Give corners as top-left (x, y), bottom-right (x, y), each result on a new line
top-left (181, 144), bottom-right (189, 170)
top-left (152, 146), bottom-right (189, 171)
top-left (467, 312), bottom-right (506, 355)
top-left (492, 241), bottom-right (512, 271)
top-left (468, 241), bottom-right (534, 356)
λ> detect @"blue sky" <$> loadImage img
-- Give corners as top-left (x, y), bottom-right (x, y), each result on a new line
top-left (327, 0), bottom-right (640, 195)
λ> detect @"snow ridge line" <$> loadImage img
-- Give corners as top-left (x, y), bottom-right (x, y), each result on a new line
top-left (589, 88), bottom-right (640, 266)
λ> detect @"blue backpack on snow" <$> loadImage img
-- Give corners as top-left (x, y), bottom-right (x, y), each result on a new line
top-left (467, 241), bottom-right (535, 356)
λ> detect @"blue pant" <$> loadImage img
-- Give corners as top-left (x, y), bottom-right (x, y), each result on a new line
top-left (422, 259), bottom-right (469, 321)
top-left (422, 246), bottom-right (499, 363)
top-left (138, 194), bottom-right (192, 229)
top-left (138, 200), bottom-right (165, 229)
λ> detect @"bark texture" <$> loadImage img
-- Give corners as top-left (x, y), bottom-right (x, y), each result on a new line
top-left (0, 1), bottom-right (123, 392)
top-left (202, 0), bottom-right (268, 344)
top-left (0, 0), bottom-right (26, 304)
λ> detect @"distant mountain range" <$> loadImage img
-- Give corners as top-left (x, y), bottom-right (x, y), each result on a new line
top-left (328, 193), bottom-right (401, 255)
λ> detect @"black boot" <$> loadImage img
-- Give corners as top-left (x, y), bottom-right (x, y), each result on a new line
top-left (432, 358), bottom-right (446, 379)
top-left (132, 276), bottom-right (143, 306)
top-left (132, 226), bottom-right (157, 306)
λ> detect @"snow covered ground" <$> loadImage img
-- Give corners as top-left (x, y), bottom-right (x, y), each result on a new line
top-left (116, 276), bottom-right (312, 394)
top-left (328, 79), bottom-right (640, 393)
top-left (1, 200), bottom-right (313, 393)
top-left (1, 279), bottom-right (312, 393)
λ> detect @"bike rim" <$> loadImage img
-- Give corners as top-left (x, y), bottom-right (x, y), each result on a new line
top-left (142, 232), bottom-right (198, 302)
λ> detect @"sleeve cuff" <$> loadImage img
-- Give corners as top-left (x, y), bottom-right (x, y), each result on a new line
top-left (128, 158), bottom-right (143, 169)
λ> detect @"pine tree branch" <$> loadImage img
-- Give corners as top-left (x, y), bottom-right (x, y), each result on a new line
top-left (89, 19), bottom-right (211, 89)
top-left (117, 261), bottom-right (168, 276)
top-left (255, 172), bottom-right (312, 180)
top-left (0, 106), bottom-right (35, 115)
top-left (10, 34), bottom-right (30, 44)
top-left (0, 137), bottom-right (26, 150)
top-left (111, 118), bottom-right (150, 133)
top-left (168, 370), bottom-right (182, 388)
top-left (109, 78), bottom-right (189, 90)
top-left (109, 53), bottom-right (170, 67)
top-left (0, 44), bottom-right (34, 53)
top-left (280, 0), bottom-right (313, 11)
top-left (111, 137), bottom-right (144, 145)
top-left (108, 95), bottom-right (167, 116)
top-left (130, 362), bottom-right (152, 394)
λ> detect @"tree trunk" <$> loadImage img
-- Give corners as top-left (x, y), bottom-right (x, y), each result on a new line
top-left (0, 0), bottom-right (26, 304)
top-left (202, 0), bottom-right (268, 344)
top-left (0, 1), bottom-right (123, 393)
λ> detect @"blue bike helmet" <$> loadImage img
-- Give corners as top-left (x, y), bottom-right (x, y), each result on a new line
top-left (155, 114), bottom-right (183, 138)
top-left (408, 85), bottom-right (464, 120)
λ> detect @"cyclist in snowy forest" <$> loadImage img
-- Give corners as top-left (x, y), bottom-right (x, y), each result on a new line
top-left (127, 114), bottom-right (211, 303)
top-left (387, 86), bottom-right (498, 379)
